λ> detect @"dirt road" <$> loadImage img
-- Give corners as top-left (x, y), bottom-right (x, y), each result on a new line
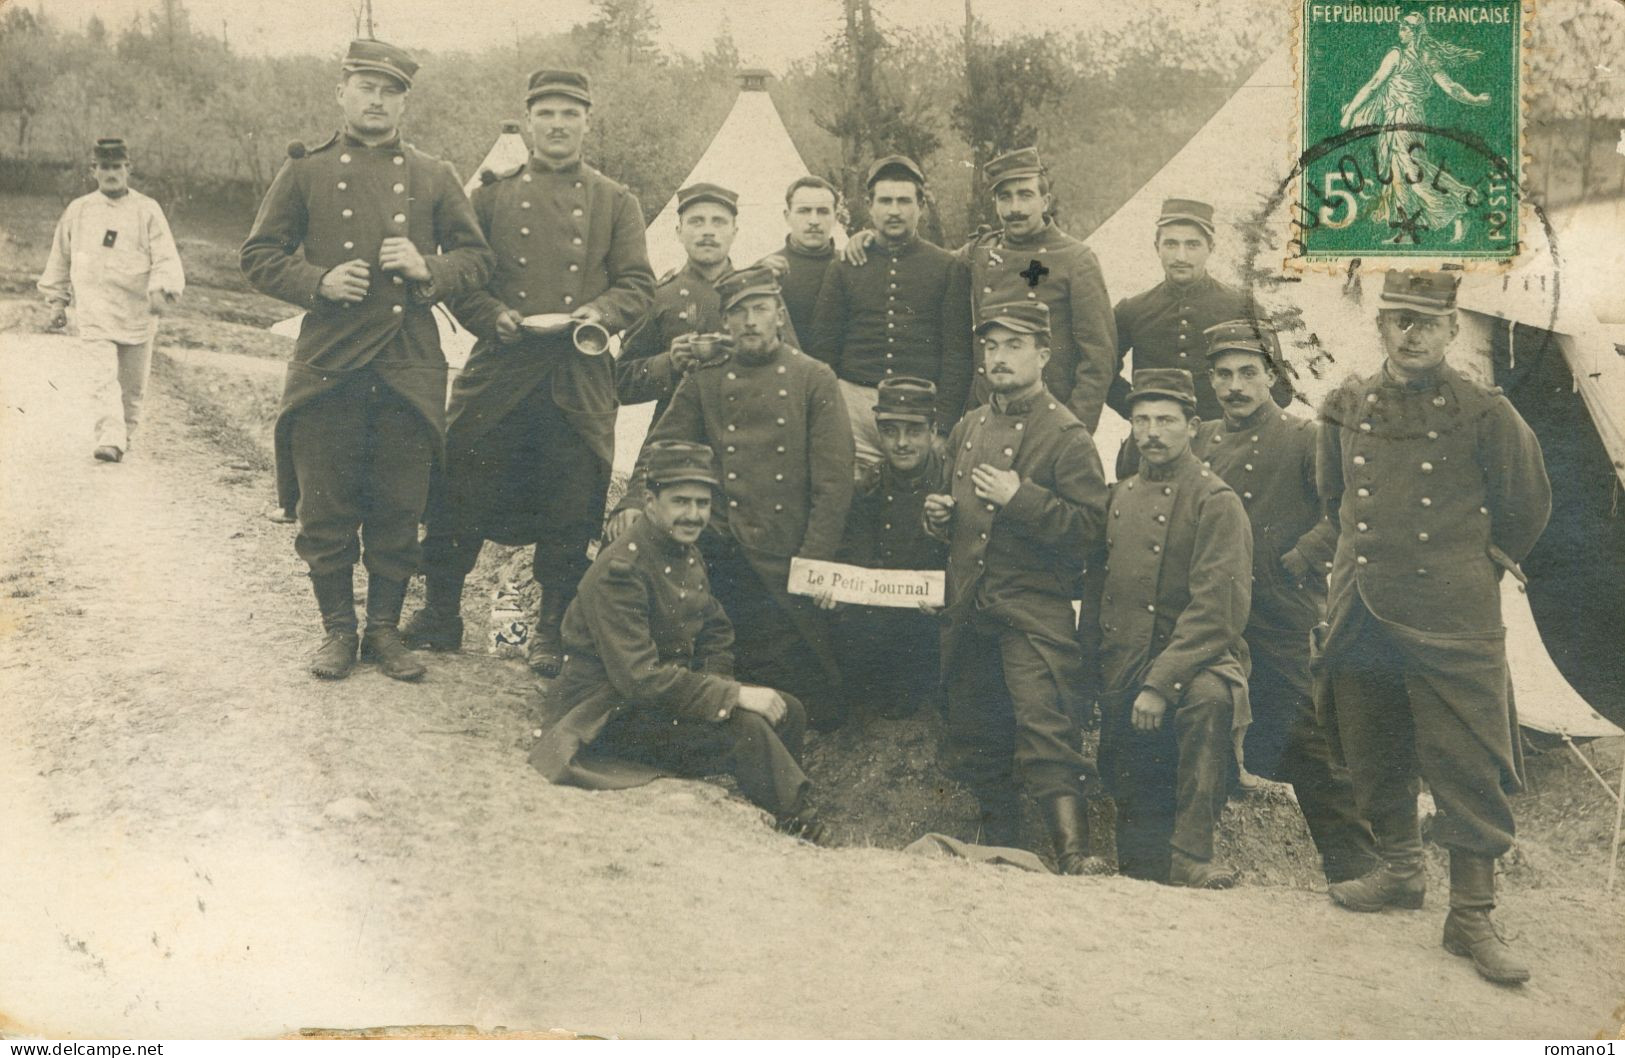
top-left (2, 333), bottom-right (1623, 1039)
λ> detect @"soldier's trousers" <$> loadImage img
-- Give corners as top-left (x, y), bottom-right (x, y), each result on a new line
top-left (420, 382), bottom-right (609, 603)
top-left (87, 337), bottom-right (153, 453)
top-left (597, 692), bottom-right (811, 818)
top-left (1105, 670), bottom-right (1232, 880)
top-left (1326, 601), bottom-right (1517, 858)
top-left (943, 604), bottom-right (1095, 804)
top-left (1247, 631), bottom-right (1378, 883)
top-left (290, 368), bottom-right (432, 582)
top-left (836, 605), bottom-right (941, 715)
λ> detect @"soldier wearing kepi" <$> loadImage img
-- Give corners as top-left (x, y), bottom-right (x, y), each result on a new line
top-left (402, 68), bottom-right (655, 677)
top-left (1316, 270), bottom-right (1551, 985)
top-left (832, 376), bottom-right (947, 721)
top-left (530, 440), bottom-right (823, 842)
top-left (1191, 320), bottom-right (1378, 885)
top-left (923, 301), bottom-right (1110, 875)
top-left (604, 267), bottom-right (855, 730)
top-left (1084, 368), bottom-right (1251, 888)
top-left (38, 136), bottom-right (185, 463)
top-left (240, 40), bottom-right (493, 681)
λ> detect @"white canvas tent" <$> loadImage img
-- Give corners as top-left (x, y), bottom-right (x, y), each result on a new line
top-left (1084, 45), bottom-right (1625, 739)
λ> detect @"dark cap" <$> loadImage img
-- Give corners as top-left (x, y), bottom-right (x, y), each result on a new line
top-left (1127, 368), bottom-right (1198, 411)
top-left (1204, 318), bottom-right (1278, 363)
top-left (872, 376), bottom-right (938, 423)
top-left (91, 138), bottom-right (129, 164)
top-left (716, 266), bottom-right (781, 312)
top-left (865, 154), bottom-right (925, 188)
top-left (1156, 197), bottom-right (1215, 237)
top-left (642, 440), bottom-right (721, 490)
top-left (1377, 269), bottom-right (1459, 315)
top-left (525, 68), bottom-right (592, 107)
top-left (342, 38), bottom-right (419, 89)
top-left (984, 146), bottom-right (1043, 190)
top-left (975, 300), bottom-right (1051, 337)
top-left (676, 182), bottom-right (739, 216)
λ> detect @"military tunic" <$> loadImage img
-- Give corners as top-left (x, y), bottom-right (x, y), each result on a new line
top-left (618, 340), bottom-right (855, 728)
top-left (616, 259), bottom-right (730, 408)
top-left (529, 514), bottom-right (810, 817)
top-left (935, 388), bottom-right (1107, 803)
top-left (1316, 362), bottom-right (1551, 858)
top-left (1109, 274), bottom-right (1271, 421)
top-left (424, 155), bottom-right (654, 603)
top-left (768, 237), bottom-right (835, 343)
top-left (962, 223), bottom-right (1118, 432)
top-left (1084, 449), bottom-right (1252, 875)
top-left (240, 131), bottom-right (494, 577)
top-left (1192, 406), bottom-right (1377, 881)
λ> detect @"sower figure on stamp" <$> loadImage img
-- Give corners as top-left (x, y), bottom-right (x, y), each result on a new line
top-left (530, 440), bottom-right (825, 843)
top-left (829, 377), bottom-right (947, 721)
top-left (38, 137), bottom-right (185, 464)
top-left (923, 301), bottom-right (1111, 875)
top-left (810, 155), bottom-right (972, 471)
top-left (1083, 368), bottom-right (1251, 889)
top-left (401, 69), bottom-right (655, 676)
top-left (1316, 270), bottom-right (1550, 985)
top-left (756, 176), bottom-right (840, 343)
top-left (1108, 198), bottom-right (1291, 474)
top-left (240, 40), bottom-right (494, 681)
top-left (605, 267), bottom-right (855, 731)
top-left (1191, 320), bottom-right (1379, 885)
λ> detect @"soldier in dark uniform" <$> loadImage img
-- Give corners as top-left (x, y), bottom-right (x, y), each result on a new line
top-left (809, 155), bottom-right (972, 468)
top-left (1317, 270), bottom-right (1551, 985)
top-left (529, 440), bottom-right (823, 841)
top-left (924, 301), bottom-right (1111, 875)
top-left (615, 183), bottom-right (741, 414)
top-left (240, 40), bottom-right (494, 681)
top-left (758, 175), bottom-right (839, 342)
top-left (831, 376), bottom-right (947, 720)
top-left (1191, 320), bottom-right (1378, 884)
top-left (605, 267), bottom-right (855, 730)
top-left (400, 68), bottom-right (655, 677)
top-left (1084, 368), bottom-right (1251, 888)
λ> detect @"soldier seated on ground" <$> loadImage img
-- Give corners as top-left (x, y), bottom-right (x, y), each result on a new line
top-left (529, 440), bottom-right (825, 843)
top-left (825, 376), bottom-right (948, 721)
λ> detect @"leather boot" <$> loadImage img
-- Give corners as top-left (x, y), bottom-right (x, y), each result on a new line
top-left (1328, 809), bottom-right (1425, 912)
top-left (360, 577), bottom-right (426, 682)
top-left (1041, 794), bottom-right (1114, 876)
top-left (1169, 848), bottom-right (1240, 889)
top-left (527, 584), bottom-right (571, 677)
top-left (309, 570), bottom-right (359, 680)
top-left (1443, 851), bottom-right (1530, 985)
top-left (400, 575), bottom-right (465, 651)
top-left (975, 790), bottom-right (1023, 849)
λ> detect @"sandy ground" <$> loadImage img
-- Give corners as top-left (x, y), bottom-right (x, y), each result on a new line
top-left (3, 330), bottom-right (1624, 1040)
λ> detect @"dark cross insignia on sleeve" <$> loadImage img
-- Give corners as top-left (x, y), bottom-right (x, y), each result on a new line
top-left (1019, 259), bottom-right (1049, 287)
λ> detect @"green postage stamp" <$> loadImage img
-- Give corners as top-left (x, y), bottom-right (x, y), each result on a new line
top-left (1296, 0), bottom-right (1522, 261)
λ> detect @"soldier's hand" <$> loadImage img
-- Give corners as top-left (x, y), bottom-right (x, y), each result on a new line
top-left (811, 587), bottom-right (839, 612)
top-left (494, 308), bottom-right (525, 343)
top-left (971, 464), bottom-right (1021, 508)
top-left (319, 259), bottom-right (372, 303)
top-left (147, 289), bottom-right (175, 316)
top-left (602, 508), bottom-right (642, 544)
top-left (841, 229), bottom-right (876, 267)
top-left (668, 333), bottom-right (701, 373)
top-left (1281, 550), bottom-right (1311, 588)
top-left (570, 303), bottom-right (604, 326)
top-left (379, 236), bottom-right (431, 282)
top-left (736, 684), bottom-right (788, 726)
top-left (45, 304), bottom-right (68, 331)
top-left (759, 253), bottom-right (789, 279)
top-left (923, 493), bottom-right (956, 530)
top-left (1131, 688), bottom-right (1169, 733)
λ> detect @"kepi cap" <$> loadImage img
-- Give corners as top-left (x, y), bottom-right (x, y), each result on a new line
top-left (984, 147), bottom-right (1044, 190)
top-left (1204, 318), bottom-right (1279, 363)
top-left (342, 38), bottom-right (419, 89)
top-left (1377, 269), bottom-right (1459, 315)
top-left (716, 266), bottom-right (781, 312)
top-left (677, 182), bottom-right (739, 216)
top-left (526, 68), bottom-right (592, 107)
top-left (91, 138), bottom-right (129, 164)
top-left (872, 376), bottom-right (937, 423)
top-left (975, 300), bottom-right (1051, 337)
top-left (642, 440), bottom-right (721, 490)
top-left (1157, 197), bottom-right (1215, 237)
top-left (865, 154), bottom-right (925, 188)
top-left (1127, 368), bottom-right (1198, 411)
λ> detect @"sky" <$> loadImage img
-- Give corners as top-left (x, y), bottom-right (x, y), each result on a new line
top-left (29, 0), bottom-right (1261, 70)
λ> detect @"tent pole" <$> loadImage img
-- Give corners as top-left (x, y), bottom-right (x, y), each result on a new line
top-left (1609, 748), bottom-right (1625, 894)
top-left (1563, 736), bottom-right (1622, 807)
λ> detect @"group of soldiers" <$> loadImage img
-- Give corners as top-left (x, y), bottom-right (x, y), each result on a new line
top-left (225, 39), bottom-right (1553, 988)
